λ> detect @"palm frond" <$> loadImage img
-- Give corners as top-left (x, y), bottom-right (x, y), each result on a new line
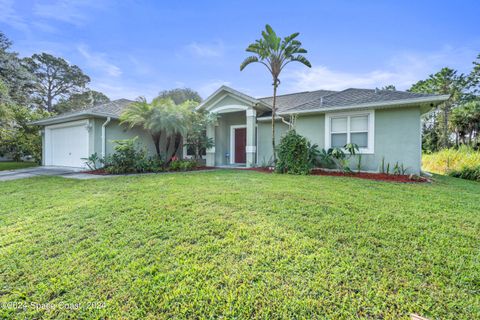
top-left (290, 55), bottom-right (312, 68)
top-left (240, 56), bottom-right (259, 71)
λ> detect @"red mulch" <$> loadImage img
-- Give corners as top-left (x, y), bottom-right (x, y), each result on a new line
top-left (242, 167), bottom-right (428, 183)
top-left (310, 169), bottom-right (429, 183)
top-left (83, 166), bottom-right (215, 175)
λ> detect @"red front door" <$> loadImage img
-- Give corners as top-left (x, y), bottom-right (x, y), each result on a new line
top-left (234, 128), bottom-right (246, 163)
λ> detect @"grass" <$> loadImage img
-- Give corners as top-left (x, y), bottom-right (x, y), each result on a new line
top-left (0, 161), bottom-right (38, 171)
top-left (0, 170), bottom-right (479, 319)
top-left (422, 146), bottom-right (480, 174)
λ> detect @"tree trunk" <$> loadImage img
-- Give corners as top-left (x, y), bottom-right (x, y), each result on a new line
top-left (152, 133), bottom-right (161, 156)
top-left (166, 133), bottom-right (182, 165)
top-left (443, 104), bottom-right (450, 148)
top-left (272, 80), bottom-right (278, 165)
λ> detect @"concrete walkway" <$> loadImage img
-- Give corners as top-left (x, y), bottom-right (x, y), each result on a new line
top-left (0, 166), bottom-right (108, 181)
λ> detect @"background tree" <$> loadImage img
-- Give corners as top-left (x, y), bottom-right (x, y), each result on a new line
top-left (240, 24), bottom-right (311, 164)
top-left (381, 85), bottom-right (396, 91)
top-left (410, 67), bottom-right (467, 149)
top-left (184, 109), bottom-right (215, 160)
top-left (25, 53), bottom-right (90, 112)
top-left (0, 32), bottom-right (34, 106)
top-left (55, 90), bottom-right (110, 113)
top-left (450, 100), bottom-right (480, 146)
top-left (157, 88), bottom-right (202, 105)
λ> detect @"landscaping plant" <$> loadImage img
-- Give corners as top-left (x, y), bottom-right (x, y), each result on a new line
top-left (240, 24), bottom-right (311, 165)
top-left (276, 130), bottom-right (311, 175)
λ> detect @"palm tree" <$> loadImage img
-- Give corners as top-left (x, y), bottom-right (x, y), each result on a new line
top-left (120, 97), bottom-right (164, 156)
top-left (121, 97), bottom-right (196, 164)
top-left (240, 24), bottom-right (311, 164)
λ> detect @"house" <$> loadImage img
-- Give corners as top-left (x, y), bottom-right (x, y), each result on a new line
top-left (197, 86), bottom-right (449, 174)
top-left (31, 86), bottom-right (448, 173)
top-left (30, 99), bottom-right (160, 167)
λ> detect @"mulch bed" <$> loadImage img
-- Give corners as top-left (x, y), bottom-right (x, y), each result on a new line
top-left (83, 166), bottom-right (215, 175)
top-left (310, 169), bottom-right (429, 183)
top-left (242, 167), bottom-right (428, 183)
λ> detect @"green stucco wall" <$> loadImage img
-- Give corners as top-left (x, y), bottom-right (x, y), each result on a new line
top-left (289, 107), bottom-right (422, 174)
top-left (256, 120), bottom-right (289, 165)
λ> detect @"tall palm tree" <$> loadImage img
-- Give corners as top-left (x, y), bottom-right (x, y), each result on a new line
top-left (240, 24), bottom-right (311, 164)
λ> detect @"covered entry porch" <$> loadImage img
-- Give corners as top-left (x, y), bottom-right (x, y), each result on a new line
top-left (196, 86), bottom-right (272, 168)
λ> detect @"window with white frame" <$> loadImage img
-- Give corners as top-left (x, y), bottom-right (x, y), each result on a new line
top-left (326, 110), bottom-right (374, 153)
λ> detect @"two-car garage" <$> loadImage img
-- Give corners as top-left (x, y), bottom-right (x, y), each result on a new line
top-left (44, 120), bottom-right (89, 168)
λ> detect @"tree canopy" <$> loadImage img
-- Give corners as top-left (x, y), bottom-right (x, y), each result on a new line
top-left (157, 88), bottom-right (202, 105)
top-left (25, 53), bottom-right (91, 112)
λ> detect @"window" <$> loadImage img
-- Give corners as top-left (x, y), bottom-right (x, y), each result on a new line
top-left (325, 111), bottom-right (374, 153)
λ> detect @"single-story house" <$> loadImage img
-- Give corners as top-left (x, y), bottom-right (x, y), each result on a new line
top-left (31, 86), bottom-right (448, 173)
top-left (197, 86), bottom-right (448, 174)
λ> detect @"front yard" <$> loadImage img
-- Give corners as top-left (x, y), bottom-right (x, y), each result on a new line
top-left (0, 170), bottom-right (478, 319)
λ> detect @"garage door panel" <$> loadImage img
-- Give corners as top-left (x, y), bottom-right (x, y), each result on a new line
top-left (47, 123), bottom-right (88, 167)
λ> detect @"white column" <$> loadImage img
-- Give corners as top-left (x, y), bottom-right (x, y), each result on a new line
top-left (246, 108), bottom-right (256, 167)
top-left (206, 122), bottom-right (216, 167)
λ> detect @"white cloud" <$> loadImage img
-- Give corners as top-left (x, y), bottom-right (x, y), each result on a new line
top-left (186, 41), bottom-right (224, 58)
top-left (77, 44), bottom-right (122, 77)
top-left (0, 0), bottom-right (29, 32)
top-left (284, 46), bottom-right (478, 92)
top-left (33, 0), bottom-right (109, 26)
top-left (196, 80), bottom-right (232, 98)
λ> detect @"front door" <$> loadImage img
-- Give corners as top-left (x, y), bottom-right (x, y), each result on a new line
top-left (234, 127), bottom-right (246, 163)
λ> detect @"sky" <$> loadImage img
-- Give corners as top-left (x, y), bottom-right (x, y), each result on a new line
top-left (0, 0), bottom-right (479, 101)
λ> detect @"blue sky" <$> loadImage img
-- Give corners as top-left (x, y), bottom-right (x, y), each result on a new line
top-left (1, 0), bottom-right (479, 100)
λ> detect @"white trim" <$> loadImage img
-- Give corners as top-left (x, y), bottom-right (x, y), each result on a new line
top-left (325, 110), bottom-right (375, 154)
top-left (101, 117), bottom-right (111, 158)
top-left (211, 104), bottom-right (248, 114)
top-left (246, 109), bottom-right (257, 117)
top-left (246, 146), bottom-right (256, 153)
top-left (280, 95), bottom-right (450, 115)
top-left (230, 125), bottom-right (247, 164)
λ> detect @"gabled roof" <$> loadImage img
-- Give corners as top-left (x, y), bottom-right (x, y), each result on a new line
top-left (200, 85), bottom-right (448, 117)
top-left (196, 85), bottom-right (271, 111)
top-left (30, 99), bottom-right (135, 126)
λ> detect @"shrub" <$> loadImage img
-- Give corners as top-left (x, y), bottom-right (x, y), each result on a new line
top-left (169, 159), bottom-right (197, 171)
top-left (422, 146), bottom-right (480, 174)
top-left (276, 130), bottom-right (311, 175)
top-left (448, 166), bottom-right (480, 182)
top-left (103, 137), bottom-right (163, 174)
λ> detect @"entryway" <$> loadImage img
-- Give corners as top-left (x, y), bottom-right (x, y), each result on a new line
top-left (231, 126), bottom-right (246, 164)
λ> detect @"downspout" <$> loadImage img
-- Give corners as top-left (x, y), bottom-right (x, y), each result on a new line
top-left (101, 117), bottom-right (111, 159)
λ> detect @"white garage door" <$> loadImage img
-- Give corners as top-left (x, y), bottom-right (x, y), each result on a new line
top-left (46, 122), bottom-right (89, 167)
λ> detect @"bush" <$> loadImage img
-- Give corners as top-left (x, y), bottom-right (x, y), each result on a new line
top-left (448, 166), bottom-right (480, 182)
top-left (422, 146), bottom-right (480, 174)
top-left (103, 137), bottom-right (163, 174)
top-left (169, 159), bottom-right (197, 171)
top-left (276, 130), bottom-right (311, 175)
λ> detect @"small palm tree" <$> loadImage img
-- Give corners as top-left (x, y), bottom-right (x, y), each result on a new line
top-left (120, 97), bottom-right (163, 156)
top-left (240, 24), bottom-right (311, 164)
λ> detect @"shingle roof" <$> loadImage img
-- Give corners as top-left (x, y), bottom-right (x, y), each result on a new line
top-left (86, 98), bottom-right (134, 116)
top-left (30, 99), bottom-right (135, 125)
top-left (258, 89), bottom-right (336, 112)
top-left (287, 88), bottom-right (439, 112)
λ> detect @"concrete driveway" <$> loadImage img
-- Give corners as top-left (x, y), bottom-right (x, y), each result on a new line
top-left (0, 166), bottom-right (106, 181)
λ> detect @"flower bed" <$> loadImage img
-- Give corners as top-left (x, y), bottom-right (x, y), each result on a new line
top-left (84, 166), bottom-right (215, 175)
top-left (310, 169), bottom-right (429, 183)
top-left (243, 167), bottom-right (428, 183)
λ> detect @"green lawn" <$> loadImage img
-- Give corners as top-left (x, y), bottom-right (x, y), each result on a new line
top-left (0, 161), bottom-right (38, 171)
top-left (0, 171), bottom-right (479, 319)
